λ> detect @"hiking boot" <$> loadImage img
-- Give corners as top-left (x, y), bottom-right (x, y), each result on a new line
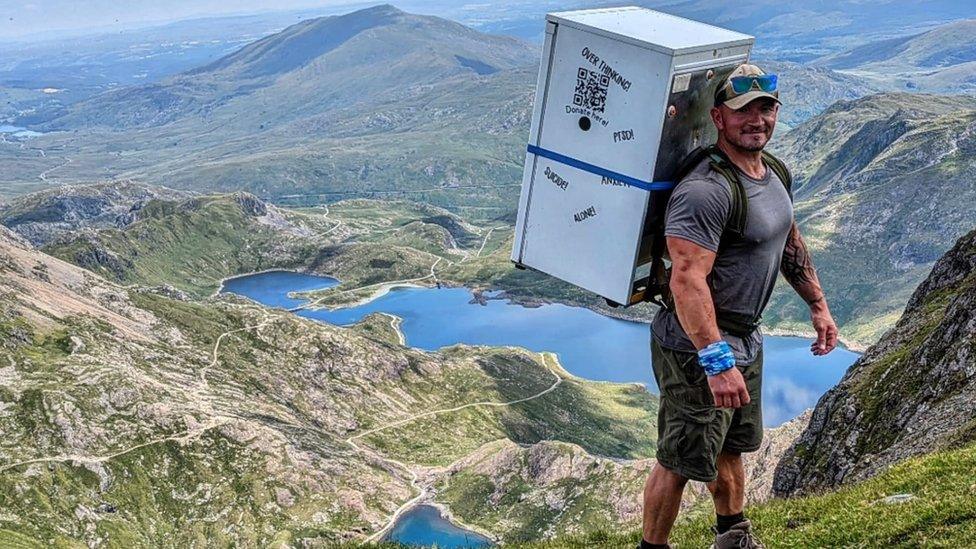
top-left (710, 520), bottom-right (764, 549)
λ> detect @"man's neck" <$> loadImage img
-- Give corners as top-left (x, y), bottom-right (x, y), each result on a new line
top-left (717, 140), bottom-right (766, 180)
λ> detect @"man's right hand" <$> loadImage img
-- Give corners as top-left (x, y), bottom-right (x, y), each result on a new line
top-left (707, 367), bottom-right (751, 408)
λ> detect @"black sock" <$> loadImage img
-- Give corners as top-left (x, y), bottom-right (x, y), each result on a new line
top-left (716, 512), bottom-right (745, 534)
top-left (640, 541), bottom-right (669, 549)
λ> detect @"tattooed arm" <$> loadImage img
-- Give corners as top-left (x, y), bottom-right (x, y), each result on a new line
top-left (781, 221), bottom-right (839, 355)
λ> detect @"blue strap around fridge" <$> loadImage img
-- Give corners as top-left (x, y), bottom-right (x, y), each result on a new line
top-left (526, 144), bottom-right (675, 192)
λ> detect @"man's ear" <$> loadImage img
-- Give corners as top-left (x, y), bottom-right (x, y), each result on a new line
top-left (710, 106), bottom-right (724, 131)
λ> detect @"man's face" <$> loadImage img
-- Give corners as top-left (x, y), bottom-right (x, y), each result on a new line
top-left (710, 98), bottom-right (779, 152)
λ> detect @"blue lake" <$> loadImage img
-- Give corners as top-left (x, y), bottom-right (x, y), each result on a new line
top-left (383, 505), bottom-right (493, 548)
top-left (220, 270), bottom-right (859, 428)
top-left (221, 269), bottom-right (859, 547)
top-left (0, 124), bottom-right (43, 138)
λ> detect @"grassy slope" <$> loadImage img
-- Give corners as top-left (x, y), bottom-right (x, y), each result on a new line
top-left (362, 352), bottom-right (656, 466)
top-left (354, 441), bottom-right (976, 548)
top-left (0, 290), bottom-right (399, 545)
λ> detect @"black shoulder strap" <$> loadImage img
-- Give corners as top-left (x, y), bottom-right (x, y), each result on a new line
top-left (761, 150), bottom-right (793, 200)
top-left (672, 146), bottom-right (790, 243)
top-left (671, 146), bottom-right (711, 184)
top-left (703, 145), bottom-right (747, 238)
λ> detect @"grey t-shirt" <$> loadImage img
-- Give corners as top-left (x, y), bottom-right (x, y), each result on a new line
top-left (651, 156), bottom-right (794, 363)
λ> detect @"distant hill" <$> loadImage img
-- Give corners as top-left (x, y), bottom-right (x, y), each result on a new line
top-left (0, 10), bottom-right (318, 110)
top-left (761, 60), bottom-right (882, 131)
top-left (43, 4), bottom-right (536, 131)
top-left (765, 92), bottom-right (976, 344)
top-left (623, 0), bottom-right (976, 62)
top-left (38, 192), bottom-right (328, 296)
top-left (815, 19), bottom-right (976, 93)
top-left (2, 5), bottom-right (900, 218)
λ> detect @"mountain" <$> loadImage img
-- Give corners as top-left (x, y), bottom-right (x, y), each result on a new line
top-left (630, 0), bottom-right (976, 62)
top-left (760, 60), bottom-right (882, 131)
top-left (815, 19), bottom-right (976, 93)
top-left (1, 12), bottom-right (307, 111)
top-left (772, 226), bottom-right (976, 496)
top-left (1, 6), bottom-right (899, 218)
top-left (41, 4), bottom-right (535, 131)
top-left (764, 92), bottom-right (976, 344)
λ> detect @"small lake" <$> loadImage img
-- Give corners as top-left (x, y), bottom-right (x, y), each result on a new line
top-left (0, 124), bottom-right (43, 138)
top-left (383, 505), bottom-right (492, 548)
top-left (220, 270), bottom-right (859, 428)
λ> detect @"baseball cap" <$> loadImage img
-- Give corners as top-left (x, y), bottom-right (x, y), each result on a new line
top-left (714, 64), bottom-right (782, 110)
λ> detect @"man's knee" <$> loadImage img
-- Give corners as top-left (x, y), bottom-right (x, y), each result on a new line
top-left (717, 449), bottom-right (743, 468)
top-left (709, 452), bottom-right (745, 495)
top-left (645, 461), bottom-right (690, 491)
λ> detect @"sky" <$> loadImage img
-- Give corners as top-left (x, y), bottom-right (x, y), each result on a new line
top-left (0, 0), bottom-right (371, 39)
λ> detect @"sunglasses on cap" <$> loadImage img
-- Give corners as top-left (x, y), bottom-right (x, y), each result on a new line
top-left (729, 74), bottom-right (778, 94)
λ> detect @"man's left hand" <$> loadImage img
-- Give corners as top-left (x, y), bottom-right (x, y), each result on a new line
top-left (809, 301), bottom-right (838, 356)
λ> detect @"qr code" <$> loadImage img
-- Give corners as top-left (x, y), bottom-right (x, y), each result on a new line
top-left (574, 67), bottom-right (610, 112)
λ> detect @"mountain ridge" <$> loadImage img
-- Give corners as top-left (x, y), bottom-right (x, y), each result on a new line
top-left (42, 4), bottom-right (536, 132)
top-left (764, 91), bottom-right (976, 344)
top-left (188, 5), bottom-right (406, 79)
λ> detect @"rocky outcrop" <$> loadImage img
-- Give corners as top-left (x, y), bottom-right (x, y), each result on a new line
top-left (744, 410), bottom-right (811, 503)
top-left (62, 235), bottom-right (135, 280)
top-left (435, 412), bottom-right (811, 543)
top-left (774, 228), bottom-right (976, 496)
top-left (434, 439), bottom-right (655, 543)
top-left (420, 214), bottom-right (480, 248)
top-left (233, 192), bottom-right (267, 217)
top-left (0, 181), bottom-right (188, 246)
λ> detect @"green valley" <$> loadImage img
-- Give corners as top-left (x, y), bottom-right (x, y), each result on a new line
top-left (0, 221), bottom-right (661, 546)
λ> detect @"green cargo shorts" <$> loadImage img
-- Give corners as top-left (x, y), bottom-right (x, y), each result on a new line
top-left (651, 337), bottom-right (763, 482)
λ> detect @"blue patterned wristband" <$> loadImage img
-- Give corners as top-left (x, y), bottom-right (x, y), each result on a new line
top-left (698, 341), bottom-right (735, 376)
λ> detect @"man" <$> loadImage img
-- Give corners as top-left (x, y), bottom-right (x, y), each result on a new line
top-left (640, 64), bottom-right (839, 549)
